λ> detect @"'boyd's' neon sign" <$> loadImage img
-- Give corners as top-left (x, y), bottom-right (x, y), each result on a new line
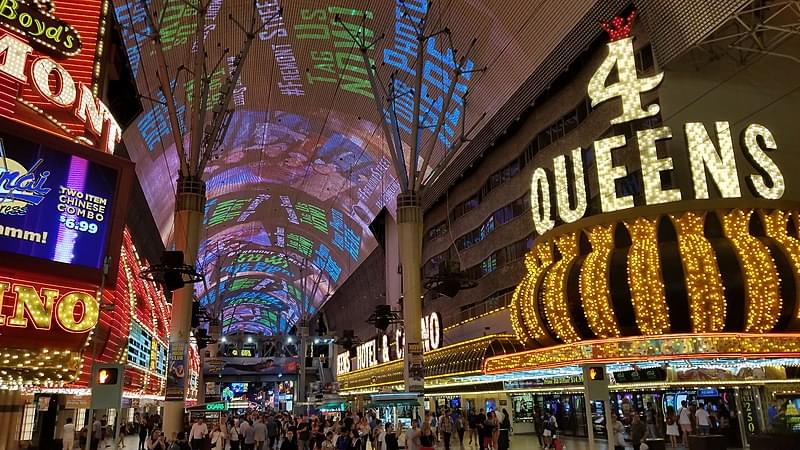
top-left (0, 32), bottom-right (121, 153)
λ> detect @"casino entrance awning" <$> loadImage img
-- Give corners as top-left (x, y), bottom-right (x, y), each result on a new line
top-left (337, 334), bottom-right (524, 392)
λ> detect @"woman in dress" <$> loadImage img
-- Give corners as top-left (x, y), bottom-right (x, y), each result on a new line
top-left (418, 421), bottom-right (436, 450)
top-left (665, 406), bottom-right (680, 449)
top-left (210, 424), bottom-right (224, 450)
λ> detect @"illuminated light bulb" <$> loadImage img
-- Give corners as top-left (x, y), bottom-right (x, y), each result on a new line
top-left (743, 124), bottom-right (785, 200)
top-left (685, 122), bottom-right (742, 200)
top-left (722, 210), bottom-right (781, 332)
top-left (625, 217), bottom-right (670, 335)
top-left (588, 35), bottom-right (663, 125)
top-left (763, 210), bottom-right (800, 320)
top-left (518, 244), bottom-right (554, 344)
top-left (542, 233), bottom-right (581, 343)
top-left (553, 148), bottom-right (588, 223)
top-left (670, 211), bottom-right (726, 332)
top-left (580, 225), bottom-right (621, 337)
top-left (31, 57), bottom-right (77, 107)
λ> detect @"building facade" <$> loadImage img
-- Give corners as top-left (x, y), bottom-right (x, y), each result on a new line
top-left (331, 1), bottom-right (800, 445)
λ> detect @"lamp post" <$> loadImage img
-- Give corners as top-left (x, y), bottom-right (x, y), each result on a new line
top-left (337, 8), bottom-right (485, 395)
top-left (137, 0), bottom-right (273, 437)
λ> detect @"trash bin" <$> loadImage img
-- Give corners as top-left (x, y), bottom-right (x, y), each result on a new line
top-left (643, 438), bottom-right (666, 450)
top-left (688, 434), bottom-right (728, 450)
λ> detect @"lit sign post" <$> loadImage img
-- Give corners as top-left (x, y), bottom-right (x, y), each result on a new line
top-left (91, 363), bottom-right (123, 409)
top-left (582, 364), bottom-right (612, 450)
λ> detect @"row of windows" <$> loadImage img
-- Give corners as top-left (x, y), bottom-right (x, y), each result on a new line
top-left (447, 96), bottom-right (592, 224)
top-left (426, 221), bottom-right (449, 241)
top-left (425, 44), bottom-right (655, 242)
top-left (455, 195), bottom-right (530, 252)
top-left (423, 193), bottom-right (530, 277)
top-left (463, 235), bottom-right (533, 281)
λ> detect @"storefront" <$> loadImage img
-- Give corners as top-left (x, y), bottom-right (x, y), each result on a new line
top-left (0, 2), bottom-right (179, 446)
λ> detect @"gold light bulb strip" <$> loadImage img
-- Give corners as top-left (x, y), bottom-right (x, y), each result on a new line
top-left (580, 225), bottom-right (621, 337)
top-left (625, 217), bottom-right (670, 335)
top-left (671, 212), bottom-right (726, 332)
top-left (510, 273), bottom-right (535, 346)
top-left (483, 332), bottom-right (800, 374)
top-left (722, 210), bottom-right (782, 332)
top-left (0, 349), bottom-right (81, 388)
top-left (762, 210), bottom-right (800, 320)
top-left (542, 233), bottom-right (581, 343)
top-left (519, 244), bottom-right (554, 344)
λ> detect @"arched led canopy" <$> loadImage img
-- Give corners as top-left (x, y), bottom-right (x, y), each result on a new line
top-left (114, 0), bottom-right (602, 333)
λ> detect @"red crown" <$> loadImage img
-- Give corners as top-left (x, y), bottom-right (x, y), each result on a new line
top-left (601, 10), bottom-right (637, 42)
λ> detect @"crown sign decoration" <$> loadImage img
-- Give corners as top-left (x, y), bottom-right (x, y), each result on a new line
top-left (601, 10), bottom-right (637, 41)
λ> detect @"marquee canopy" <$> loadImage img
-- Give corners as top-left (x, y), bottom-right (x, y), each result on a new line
top-left (114, 0), bottom-right (600, 334)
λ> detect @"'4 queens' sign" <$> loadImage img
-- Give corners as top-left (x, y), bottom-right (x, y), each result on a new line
top-left (530, 11), bottom-right (788, 235)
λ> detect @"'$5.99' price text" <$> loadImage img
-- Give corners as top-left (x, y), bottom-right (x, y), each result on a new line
top-left (59, 215), bottom-right (99, 234)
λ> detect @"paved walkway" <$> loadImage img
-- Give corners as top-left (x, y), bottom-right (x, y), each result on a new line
top-left (116, 433), bottom-right (691, 450)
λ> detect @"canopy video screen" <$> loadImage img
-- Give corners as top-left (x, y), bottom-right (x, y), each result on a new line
top-left (114, 0), bottom-right (602, 334)
top-left (0, 133), bottom-right (119, 270)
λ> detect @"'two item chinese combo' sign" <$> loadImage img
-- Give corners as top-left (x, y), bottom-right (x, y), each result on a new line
top-left (0, 131), bottom-right (120, 270)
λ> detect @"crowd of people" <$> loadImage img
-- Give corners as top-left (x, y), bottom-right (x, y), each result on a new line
top-left (123, 407), bottom-right (513, 450)
top-left (606, 401), bottom-right (732, 450)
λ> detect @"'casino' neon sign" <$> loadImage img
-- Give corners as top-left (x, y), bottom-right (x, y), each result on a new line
top-left (530, 16), bottom-right (786, 235)
top-left (0, 32), bottom-right (121, 153)
top-left (0, 280), bottom-right (99, 332)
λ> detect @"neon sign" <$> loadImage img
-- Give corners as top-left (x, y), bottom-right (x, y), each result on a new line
top-left (0, 147), bottom-right (50, 214)
top-left (336, 311), bottom-right (444, 374)
top-left (0, 277), bottom-right (99, 333)
top-left (0, 0), bottom-right (82, 56)
top-left (530, 14), bottom-right (787, 235)
top-left (0, 32), bottom-right (121, 153)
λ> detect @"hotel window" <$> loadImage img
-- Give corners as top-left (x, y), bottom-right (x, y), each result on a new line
top-left (20, 403), bottom-right (35, 441)
top-left (425, 221), bottom-right (448, 242)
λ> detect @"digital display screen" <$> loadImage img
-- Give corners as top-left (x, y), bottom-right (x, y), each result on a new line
top-left (0, 133), bottom-right (118, 269)
top-left (113, 0), bottom-right (595, 334)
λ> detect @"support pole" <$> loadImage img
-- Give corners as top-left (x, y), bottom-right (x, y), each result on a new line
top-left (0, 389), bottom-right (22, 450)
top-left (397, 192), bottom-right (423, 394)
top-left (296, 321), bottom-right (309, 415)
top-left (163, 177), bottom-right (206, 438)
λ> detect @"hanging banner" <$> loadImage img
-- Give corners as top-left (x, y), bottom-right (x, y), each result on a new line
top-left (165, 342), bottom-right (187, 401)
top-left (406, 342), bottom-right (424, 392)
